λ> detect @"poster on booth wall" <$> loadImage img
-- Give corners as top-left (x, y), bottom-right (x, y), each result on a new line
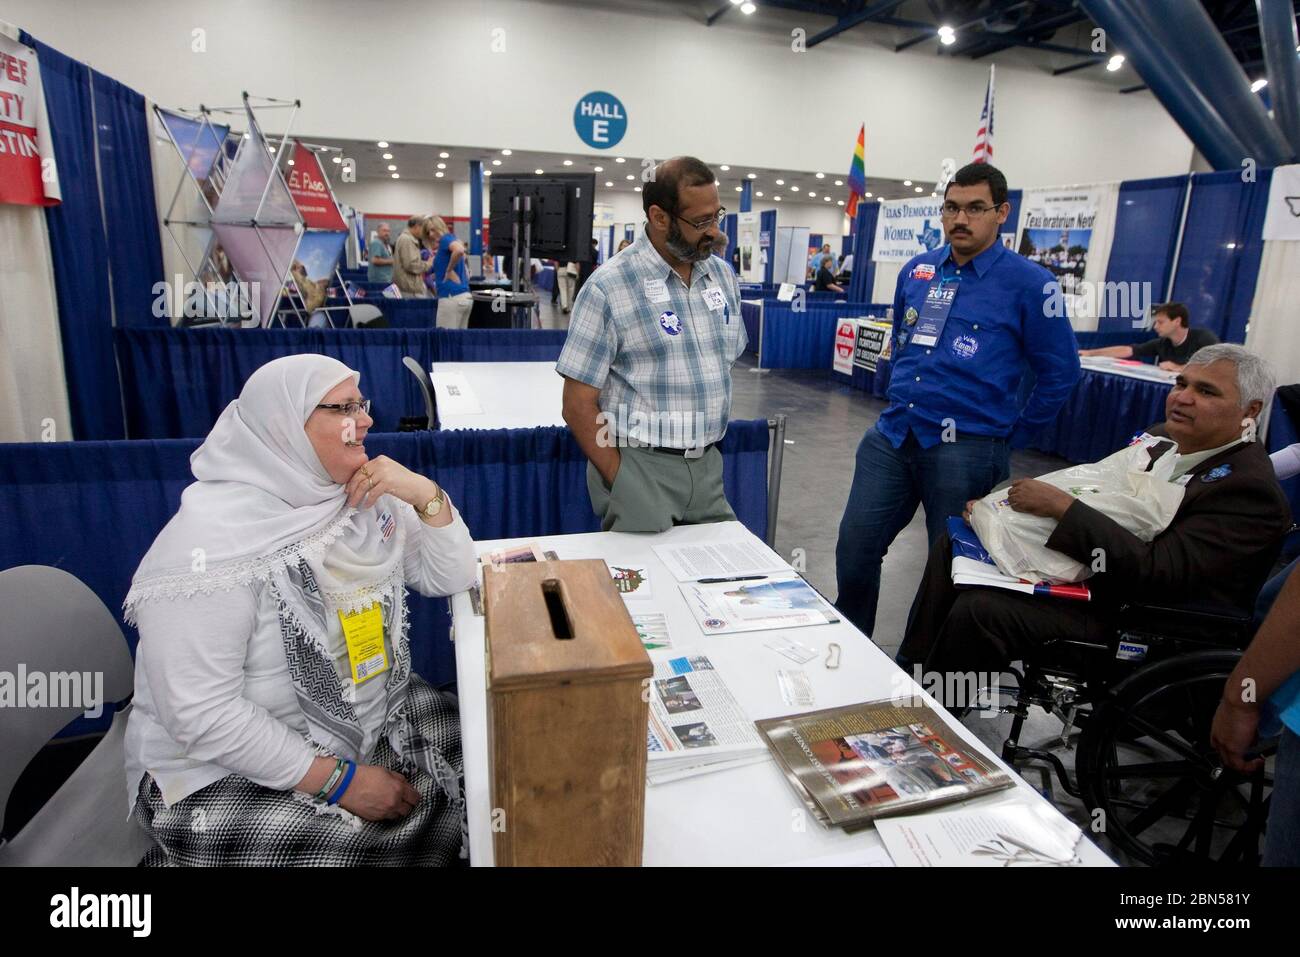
top-left (1262, 163), bottom-right (1300, 241)
top-left (871, 197), bottom-right (945, 262)
top-left (832, 319), bottom-right (856, 375)
top-left (737, 211), bottom-right (762, 283)
top-left (0, 33), bottom-right (61, 205)
top-left (287, 142), bottom-right (348, 231)
top-left (1015, 188), bottom-right (1099, 311)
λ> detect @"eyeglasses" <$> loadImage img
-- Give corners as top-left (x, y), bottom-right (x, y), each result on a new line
top-left (941, 202), bottom-right (1003, 219)
top-left (671, 207), bottom-right (727, 232)
top-left (316, 399), bottom-right (371, 416)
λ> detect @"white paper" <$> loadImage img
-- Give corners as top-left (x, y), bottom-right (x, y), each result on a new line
top-left (646, 655), bottom-right (768, 782)
top-left (784, 846), bottom-right (896, 868)
top-left (429, 371), bottom-right (483, 415)
top-left (631, 613), bottom-right (671, 651)
top-left (875, 798), bottom-right (1085, 867)
top-left (652, 539), bottom-right (787, 582)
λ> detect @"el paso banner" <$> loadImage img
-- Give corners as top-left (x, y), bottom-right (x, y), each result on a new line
top-left (286, 141), bottom-right (346, 231)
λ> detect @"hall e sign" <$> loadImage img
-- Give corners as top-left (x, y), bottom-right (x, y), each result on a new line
top-left (574, 91), bottom-right (627, 149)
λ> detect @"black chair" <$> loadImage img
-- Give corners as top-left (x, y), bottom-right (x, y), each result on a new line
top-left (400, 357), bottom-right (437, 431)
top-left (979, 600), bottom-right (1271, 866)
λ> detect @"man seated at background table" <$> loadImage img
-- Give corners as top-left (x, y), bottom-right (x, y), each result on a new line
top-left (1079, 302), bottom-right (1218, 372)
top-left (896, 344), bottom-right (1291, 702)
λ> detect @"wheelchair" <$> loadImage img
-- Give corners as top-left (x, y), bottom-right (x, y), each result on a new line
top-left (979, 600), bottom-right (1274, 866)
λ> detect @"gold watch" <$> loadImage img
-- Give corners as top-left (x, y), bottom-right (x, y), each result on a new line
top-left (419, 485), bottom-right (446, 519)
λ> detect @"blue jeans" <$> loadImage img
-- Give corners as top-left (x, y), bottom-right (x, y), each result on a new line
top-left (835, 425), bottom-right (1010, 639)
top-left (1265, 727), bottom-right (1300, 866)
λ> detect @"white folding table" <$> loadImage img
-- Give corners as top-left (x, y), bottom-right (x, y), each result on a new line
top-left (448, 521), bottom-right (1115, 867)
top-left (429, 361), bottom-right (565, 431)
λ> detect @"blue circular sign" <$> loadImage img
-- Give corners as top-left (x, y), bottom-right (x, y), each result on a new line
top-left (574, 91), bottom-right (627, 149)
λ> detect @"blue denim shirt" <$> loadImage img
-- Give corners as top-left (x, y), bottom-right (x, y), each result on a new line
top-left (878, 241), bottom-right (1080, 448)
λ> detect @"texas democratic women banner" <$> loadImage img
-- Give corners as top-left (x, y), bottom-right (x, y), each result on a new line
top-left (871, 197), bottom-right (944, 262)
top-left (0, 32), bottom-right (61, 206)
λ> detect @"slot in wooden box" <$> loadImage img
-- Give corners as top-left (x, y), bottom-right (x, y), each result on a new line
top-left (484, 558), bottom-right (652, 866)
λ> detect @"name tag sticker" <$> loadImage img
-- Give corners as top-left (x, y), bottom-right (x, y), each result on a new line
top-left (912, 281), bottom-right (956, 348)
top-left (643, 278), bottom-right (670, 303)
top-left (702, 288), bottom-right (727, 312)
top-left (339, 604), bottom-right (388, 684)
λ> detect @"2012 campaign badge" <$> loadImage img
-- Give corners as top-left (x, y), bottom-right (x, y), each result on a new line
top-left (913, 263), bottom-right (936, 280)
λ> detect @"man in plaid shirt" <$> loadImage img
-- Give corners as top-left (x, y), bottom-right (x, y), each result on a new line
top-left (557, 156), bottom-right (747, 532)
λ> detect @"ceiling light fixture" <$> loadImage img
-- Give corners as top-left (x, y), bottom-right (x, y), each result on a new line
top-left (377, 141), bottom-right (388, 148)
top-left (436, 162), bottom-right (446, 169)
top-left (439, 151), bottom-right (449, 158)
top-left (382, 152), bottom-right (393, 160)
top-left (501, 148), bottom-right (512, 155)
top-left (563, 159), bottom-right (573, 166)
top-left (741, 1), bottom-right (756, 13)
top-left (1107, 54), bottom-right (1125, 72)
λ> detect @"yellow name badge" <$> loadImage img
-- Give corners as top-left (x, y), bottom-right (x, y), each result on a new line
top-left (338, 604), bottom-right (388, 684)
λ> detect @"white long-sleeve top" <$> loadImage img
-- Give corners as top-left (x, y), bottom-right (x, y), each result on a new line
top-left (1272, 442), bottom-right (1300, 481)
top-left (124, 501), bottom-right (477, 813)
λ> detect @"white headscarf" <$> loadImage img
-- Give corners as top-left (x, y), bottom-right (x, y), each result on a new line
top-left (124, 354), bottom-right (402, 619)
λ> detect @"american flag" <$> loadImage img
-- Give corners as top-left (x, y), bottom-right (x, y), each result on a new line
top-left (972, 64), bottom-right (995, 164)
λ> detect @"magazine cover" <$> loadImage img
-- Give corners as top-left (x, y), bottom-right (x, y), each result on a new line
top-left (679, 574), bottom-right (839, 635)
top-left (756, 700), bottom-right (1014, 829)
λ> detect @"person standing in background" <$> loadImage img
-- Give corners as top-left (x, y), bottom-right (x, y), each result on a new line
top-left (393, 216), bottom-right (432, 298)
top-left (426, 216), bottom-right (472, 329)
top-left (576, 237), bottom-right (601, 296)
top-left (367, 223), bottom-right (394, 285)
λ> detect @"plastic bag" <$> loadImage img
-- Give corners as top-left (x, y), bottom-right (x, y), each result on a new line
top-left (970, 435), bottom-right (1186, 584)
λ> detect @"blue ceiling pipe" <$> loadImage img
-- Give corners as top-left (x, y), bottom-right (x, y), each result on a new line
top-left (1257, 0), bottom-right (1300, 159)
top-left (1132, 0), bottom-right (1293, 165)
top-left (1078, 0), bottom-right (1256, 170)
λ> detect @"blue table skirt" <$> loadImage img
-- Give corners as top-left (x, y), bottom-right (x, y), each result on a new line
top-left (1268, 395), bottom-right (1300, 521)
top-left (741, 301), bottom-right (761, 355)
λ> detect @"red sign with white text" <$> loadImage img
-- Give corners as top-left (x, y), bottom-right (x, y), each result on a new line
top-left (286, 141), bottom-right (346, 230)
top-left (0, 35), bottom-right (60, 206)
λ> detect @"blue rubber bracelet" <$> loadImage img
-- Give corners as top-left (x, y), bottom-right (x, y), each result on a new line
top-left (327, 761), bottom-right (357, 805)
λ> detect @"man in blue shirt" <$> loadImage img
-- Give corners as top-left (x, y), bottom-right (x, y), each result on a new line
top-left (426, 216), bottom-right (472, 328)
top-left (834, 163), bottom-right (1080, 642)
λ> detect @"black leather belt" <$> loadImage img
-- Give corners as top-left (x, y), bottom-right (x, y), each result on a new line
top-left (647, 443), bottom-right (716, 459)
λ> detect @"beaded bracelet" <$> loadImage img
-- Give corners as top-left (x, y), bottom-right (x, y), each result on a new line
top-left (315, 758), bottom-right (345, 801)
top-left (327, 761), bottom-right (358, 806)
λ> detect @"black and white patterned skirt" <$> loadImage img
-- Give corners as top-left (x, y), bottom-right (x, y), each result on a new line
top-left (134, 675), bottom-right (465, 867)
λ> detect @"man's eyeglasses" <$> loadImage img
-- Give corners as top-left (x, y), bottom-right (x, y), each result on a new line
top-left (316, 399), bottom-right (371, 416)
top-left (941, 202), bottom-right (1003, 219)
top-left (671, 208), bottom-right (727, 232)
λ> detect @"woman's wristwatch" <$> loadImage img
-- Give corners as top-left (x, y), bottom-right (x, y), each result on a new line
top-left (418, 484), bottom-right (446, 520)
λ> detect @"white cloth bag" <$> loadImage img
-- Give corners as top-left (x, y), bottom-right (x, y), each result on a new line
top-left (970, 435), bottom-right (1186, 584)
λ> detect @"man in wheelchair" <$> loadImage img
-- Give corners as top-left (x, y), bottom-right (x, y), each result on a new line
top-left (897, 343), bottom-right (1290, 704)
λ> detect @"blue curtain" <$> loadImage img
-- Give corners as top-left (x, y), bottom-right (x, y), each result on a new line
top-left (1020, 370), bottom-right (1170, 462)
top-left (760, 209), bottom-right (776, 285)
top-left (758, 299), bottom-right (880, 369)
top-left (22, 33), bottom-right (123, 441)
top-left (92, 71), bottom-right (166, 330)
top-left (432, 328), bottom-right (567, 362)
top-left (115, 328), bottom-right (436, 437)
top-left (1171, 169), bottom-right (1272, 343)
top-left (847, 203), bottom-right (880, 304)
top-left (723, 213), bottom-right (737, 267)
top-left (1101, 175), bottom-right (1189, 331)
top-left (114, 328), bottom-right (573, 438)
top-left (0, 422), bottom-right (770, 685)
top-left (1004, 188), bottom-right (1022, 240)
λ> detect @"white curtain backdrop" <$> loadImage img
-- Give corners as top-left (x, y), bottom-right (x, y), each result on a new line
top-left (1244, 239), bottom-right (1300, 391)
top-left (871, 259), bottom-right (903, 306)
top-left (0, 203), bottom-right (73, 441)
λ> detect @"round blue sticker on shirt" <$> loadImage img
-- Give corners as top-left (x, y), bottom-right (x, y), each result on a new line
top-left (952, 334), bottom-right (979, 359)
top-left (659, 310), bottom-right (681, 336)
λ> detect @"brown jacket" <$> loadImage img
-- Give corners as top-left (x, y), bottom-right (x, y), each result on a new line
top-left (393, 230), bottom-right (431, 298)
top-left (1046, 437), bottom-right (1291, 614)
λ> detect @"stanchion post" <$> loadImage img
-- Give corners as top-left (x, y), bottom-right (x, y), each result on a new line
top-left (766, 414), bottom-right (787, 548)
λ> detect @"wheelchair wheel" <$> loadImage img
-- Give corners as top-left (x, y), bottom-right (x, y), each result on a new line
top-left (1076, 650), bottom-right (1273, 866)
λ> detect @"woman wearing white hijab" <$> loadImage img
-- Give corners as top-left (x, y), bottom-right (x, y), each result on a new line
top-left (123, 354), bottom-right (477, 866)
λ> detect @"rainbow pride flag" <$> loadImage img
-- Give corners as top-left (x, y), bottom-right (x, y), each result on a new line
top-left (846, 123), bottom-right (866, 218)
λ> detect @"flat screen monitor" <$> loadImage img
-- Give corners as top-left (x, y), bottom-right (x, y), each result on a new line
top-left (489, 173), bottom-right (596, 262)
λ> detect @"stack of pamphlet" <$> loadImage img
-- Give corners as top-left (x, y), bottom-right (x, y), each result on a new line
top-left (646, 654), bottom-right (770, 783)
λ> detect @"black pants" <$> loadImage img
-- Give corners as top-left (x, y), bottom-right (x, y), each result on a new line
top-left (898, 531), bottom-right (1113, 706)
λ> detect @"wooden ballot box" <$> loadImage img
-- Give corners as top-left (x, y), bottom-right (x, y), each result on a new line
top-left (483, 559), bottom-right (653, 866)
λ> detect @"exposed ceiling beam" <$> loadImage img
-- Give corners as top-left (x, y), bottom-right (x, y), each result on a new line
top-left (1053, 58), bottom-right (1104, 75)
top-left (705, 2), bottom-right (734, 27)
top-left (806, 0), bottom-right (909, 48)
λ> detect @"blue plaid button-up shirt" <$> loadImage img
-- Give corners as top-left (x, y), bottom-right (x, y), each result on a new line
top-left (556, 225), bottom-right (746, 448)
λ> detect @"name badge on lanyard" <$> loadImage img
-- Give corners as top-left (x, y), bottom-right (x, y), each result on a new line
top-left (912, 281), bottom-right (956, 348)
top-left (338, 604), bottom-right (388, 684)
